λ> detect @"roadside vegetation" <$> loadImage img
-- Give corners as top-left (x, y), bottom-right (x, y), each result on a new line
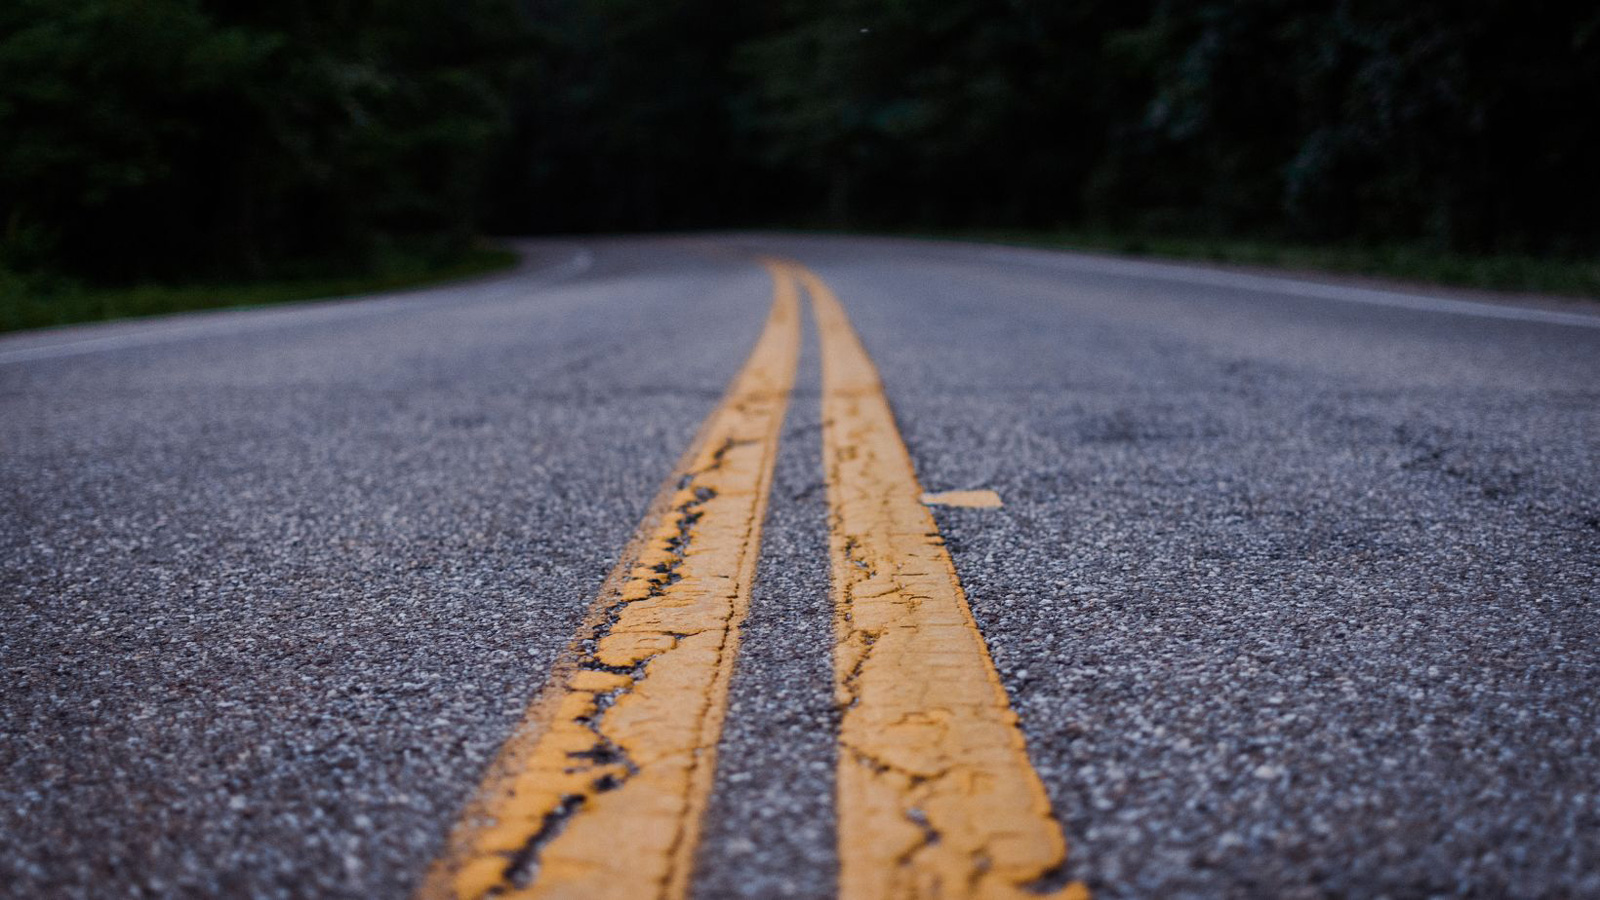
top-left (2, 1), bottom-right (1596, 332)
top-left (0, 247), bottom-right (516, 334)
top-left (494, 2), bottom-right (1597, 273)
top-left (0, 0), bottom-right (523, 329)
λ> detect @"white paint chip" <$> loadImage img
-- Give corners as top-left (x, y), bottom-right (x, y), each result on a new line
top-left (920, 489), bottom-right (1003, 509)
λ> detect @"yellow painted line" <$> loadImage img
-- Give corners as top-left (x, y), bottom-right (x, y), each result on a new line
top-left (794, 262), bottom-right (1087, 900)
top-left (420, 262), bottom-right (801, 900)
top-left (921, 489), bottom-right (1003, 509)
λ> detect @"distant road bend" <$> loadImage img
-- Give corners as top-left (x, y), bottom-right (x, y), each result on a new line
top-left (2, 235), bottom-right (1596, 899)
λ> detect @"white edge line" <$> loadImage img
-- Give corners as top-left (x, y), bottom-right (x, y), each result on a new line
top-left (975, 245), bottom-right (1600, 330)
top-left (0, 245), bottom-right (595, 366)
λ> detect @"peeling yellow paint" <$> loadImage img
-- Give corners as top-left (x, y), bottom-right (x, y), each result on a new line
top-left (420, 262), bottom-right (801, 900)
top-left (921, 490), bottom-right (1004, 509)
top-left (795, 262), bottom-right (1088, 900)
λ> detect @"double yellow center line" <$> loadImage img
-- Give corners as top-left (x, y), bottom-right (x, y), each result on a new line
top-left (422, 260), bottom-right (1085, 900)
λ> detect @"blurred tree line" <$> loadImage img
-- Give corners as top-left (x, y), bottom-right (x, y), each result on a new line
top-left (3, 0), bottom-right (1596, 285)
top-left (0, 0), bottom-right (524, 282)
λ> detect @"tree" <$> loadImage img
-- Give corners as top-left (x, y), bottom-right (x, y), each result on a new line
top-left (0, 0), bottom-right (525, 281)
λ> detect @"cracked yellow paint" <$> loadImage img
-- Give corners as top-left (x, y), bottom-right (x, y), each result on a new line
top-left (794, 262), bottom-right (1088, 900)
top-left (921, 490), bottom-right (1004, 509)
top-left (420, 262), bottom-right (801, 900)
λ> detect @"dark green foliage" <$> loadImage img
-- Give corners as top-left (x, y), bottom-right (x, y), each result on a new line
top-left (480, 0), bottom-right (766, 233)
top-left (0, 247), bottom-right (516, 333)
top-left (731, 0), bottom-right (1151, 229)
top-left (483, 0), bottom-right (1598, 255)
top-left (1094, 1), bottom-right (1600, 252)
top-left (0, 0), bottom-right (525, 282)
top-left (2, 0), bottom-right (1596, 299)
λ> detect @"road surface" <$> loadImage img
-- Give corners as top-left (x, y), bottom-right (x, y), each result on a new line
top-left (2, 235), bottom-right (1596, 898)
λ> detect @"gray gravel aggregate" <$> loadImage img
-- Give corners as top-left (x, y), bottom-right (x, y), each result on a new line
top-left (1, 241), bottom-right (766, 898)
top-left (4, 234), bottom-right (1597, 898)
top-left (693, 313), bottom-right (836, 900)
top-left (757, 235), bottom-right (1599, 899)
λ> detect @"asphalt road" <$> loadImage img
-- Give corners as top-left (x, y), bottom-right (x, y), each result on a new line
top-left (2, 235), bottom-right (1596, 899)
